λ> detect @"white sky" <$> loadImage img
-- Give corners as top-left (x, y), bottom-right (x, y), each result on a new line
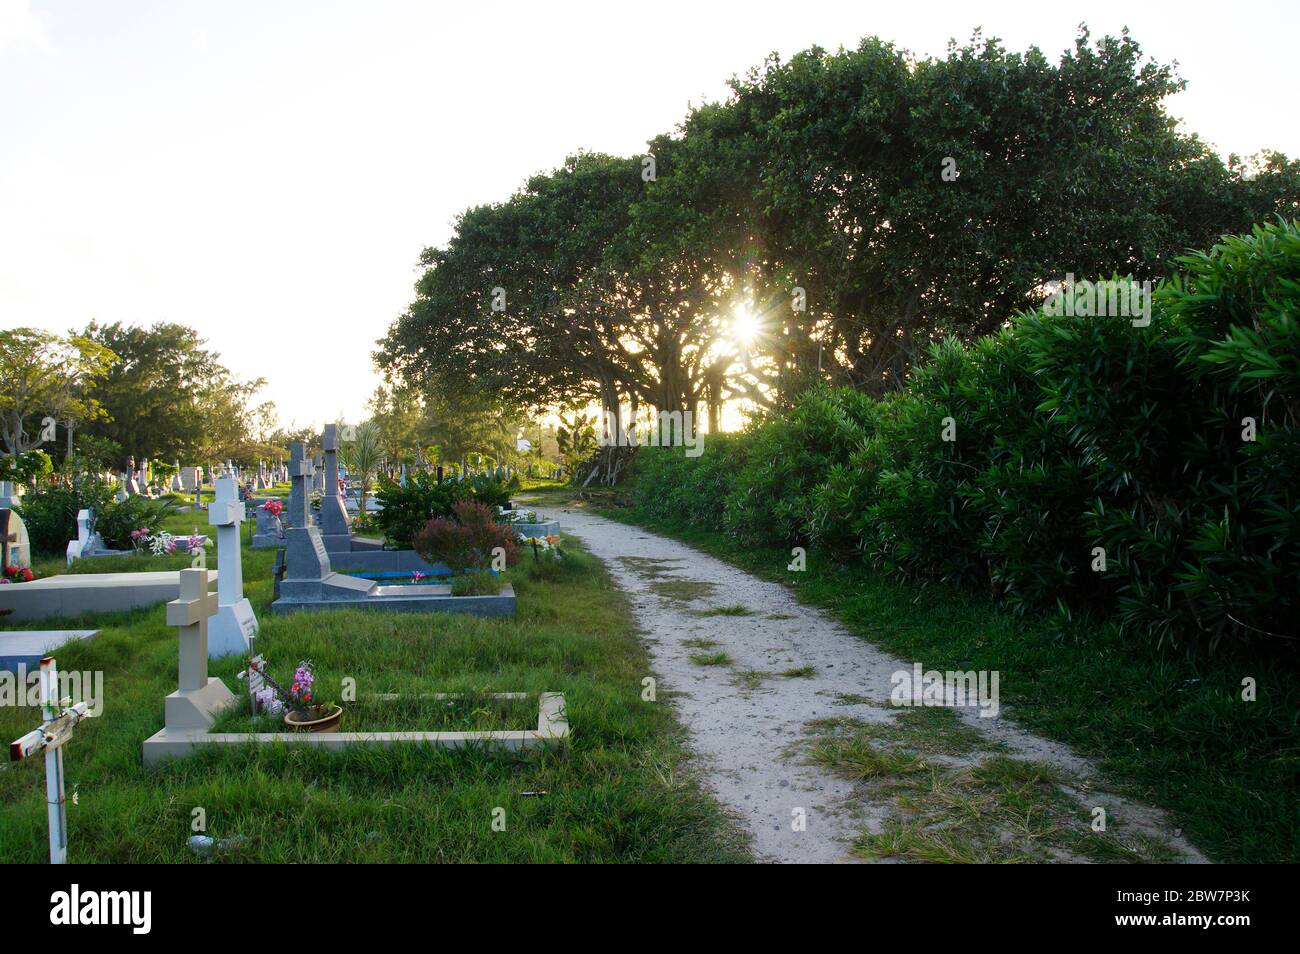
top-left (2, 0), bottom-right (1297, 430)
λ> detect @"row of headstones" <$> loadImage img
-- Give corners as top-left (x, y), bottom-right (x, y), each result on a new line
top-left (103, 459), bottom-right (301, 506)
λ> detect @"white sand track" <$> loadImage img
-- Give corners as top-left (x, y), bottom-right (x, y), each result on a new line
top-left (547, 503), bottom-right (1208, 865)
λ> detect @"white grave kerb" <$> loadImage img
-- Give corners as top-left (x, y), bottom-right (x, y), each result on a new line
top-left (206, 476), bottom-right (258, 658)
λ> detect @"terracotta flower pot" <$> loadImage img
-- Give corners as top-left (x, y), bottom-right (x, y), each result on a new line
top-left (284, 704), bottom-right (343, 732)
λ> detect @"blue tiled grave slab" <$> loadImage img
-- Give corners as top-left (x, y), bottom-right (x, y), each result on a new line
top-left (0, 630), bottom-right (99, 673)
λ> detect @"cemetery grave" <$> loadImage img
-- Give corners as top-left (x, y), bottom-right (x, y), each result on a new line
top-left (271, 447), bottom-right (515, 617)
top-left (0, 568), bottom-right (221, 623)
top-left (0, 470), bottom-right (747, 864)
top-left (7, 657), bottom-right (93, 864)
top-left (144, 565), bottom-right (561, 765)
top-left (65, 508), bottom-right (132, 564)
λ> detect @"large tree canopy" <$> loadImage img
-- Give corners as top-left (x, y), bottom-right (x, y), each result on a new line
top-left (377, 28), bottom-right (1300, 420)
top-left (0, 328), bottom-right (115, 458)
top-left (79, 321), bottom-right (271, 467)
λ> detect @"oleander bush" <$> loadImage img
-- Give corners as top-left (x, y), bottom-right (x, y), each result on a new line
top-left (631, 219), bottom-right (1300, 652)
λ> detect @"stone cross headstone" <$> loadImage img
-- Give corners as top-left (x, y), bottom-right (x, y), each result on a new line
top-left (206, 476), bottom-right (258, 658)
top-left (318, 424), bottom-right (351, 551)
top-left (0, 507), bottom-right (31, 569)
top-left (8, 657), bottom-right (92, 864)
top-left (313, 453), bottom-right (324, 493)
top-left (280, 453), bottom-right (334, 599)
top-left (65, 509), bottom-right (92, 565)
top-left (288, 442), bottom-right (314, 528)
top-left (161, 568), bottom-right (235, 731)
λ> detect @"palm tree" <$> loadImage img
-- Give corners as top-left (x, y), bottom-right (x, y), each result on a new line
top-left (340, 422), bottom-right (383, 516)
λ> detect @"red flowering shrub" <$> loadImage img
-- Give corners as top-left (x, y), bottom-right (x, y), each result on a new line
top-left (413, 500), bottom-right (518, 570)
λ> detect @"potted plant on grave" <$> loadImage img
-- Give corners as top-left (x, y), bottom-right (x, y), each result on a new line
top-left (244, 658), bottom-right (342, 731)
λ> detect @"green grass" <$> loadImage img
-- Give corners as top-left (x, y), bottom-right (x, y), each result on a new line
top-left (591, 500), bottom-right (1300, 864)
top-left (649, 579), bottom-right (716, 603)
top-left (681, 638), bottom-right (718, 649)
top-left (688, 651), bottom-right (731, 667)
top-left (0, 532), bottom-right (750, 863)
top-left (778, 666), bottom-right (817, 679)
top-left (694, 604), bottom-right (753, 617)
top-left (450, 571), bottom-right (504, 596)
top-left (807, 710), bottom-right (1178, 863)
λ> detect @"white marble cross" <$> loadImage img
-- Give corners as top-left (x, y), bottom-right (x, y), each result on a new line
top-left (206, 477), bottom-right (257, 657)
top-left (8, 657), bottom-right (91, 864)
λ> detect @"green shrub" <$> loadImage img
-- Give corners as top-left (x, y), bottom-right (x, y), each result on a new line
top-left (724, 387), bottom-right (879, 547)
top-left (15, 475), bottom-right (113, 556)
top-left (630, 219), bottom-right (1300, 653)
top-left (373, 471), bottom-right (513, 549)
top-left (95, 495), bottom-right (180, 551)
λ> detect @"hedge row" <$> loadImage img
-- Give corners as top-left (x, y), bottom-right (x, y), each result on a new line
top-left (631, 220), bottom-right (1300, 653)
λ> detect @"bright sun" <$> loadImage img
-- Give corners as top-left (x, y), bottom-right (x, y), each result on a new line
top-left (732, 306), bottom-right (761, 345)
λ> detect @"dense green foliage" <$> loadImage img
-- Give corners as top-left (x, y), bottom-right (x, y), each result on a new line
top-left (14, 475), bottom-right (113, 556)
top-left (380, 28), bottom-right (1300, 427)
top-left (373, 471), bottom-right (514, 548)
top-left (16, 477), bottom-right (182, 555)
top-left (93, 495), bottom-right (181, 551)
top-left (631, 221), bottom-right (1300, 652)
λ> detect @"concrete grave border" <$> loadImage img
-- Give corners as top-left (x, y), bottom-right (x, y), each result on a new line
top-left (143, 690), bottom-right (568, 765)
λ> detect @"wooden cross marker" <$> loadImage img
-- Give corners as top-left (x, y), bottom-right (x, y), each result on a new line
top-left (167, 568), bottom-right (218, 693)
top-left (9, 657), bottom-right (91, 864)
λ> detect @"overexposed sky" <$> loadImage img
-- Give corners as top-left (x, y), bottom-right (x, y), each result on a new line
top-left (2, 0), bottom-right (1297, 429)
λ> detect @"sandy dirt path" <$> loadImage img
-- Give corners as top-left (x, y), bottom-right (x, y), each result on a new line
top-left (539, 502), bottom-right (1206, 865)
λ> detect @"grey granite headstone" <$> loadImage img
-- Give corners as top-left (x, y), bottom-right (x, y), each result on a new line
top-left (251, 500), bottom-right (284, 549)
top-left (287, 442), bottom-right (314, 529)
top-left (317, 424), bottom-right (351, 552)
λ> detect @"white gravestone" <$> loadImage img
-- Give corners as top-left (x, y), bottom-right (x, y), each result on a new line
top-left (206, 476), bottom-right (258, 658)
top-left (163, 568), bottom-right (236, 729)
top-left (65, 509), bottom-right (93, 565)
top-left (0, 480), bottom-right (21, 509)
